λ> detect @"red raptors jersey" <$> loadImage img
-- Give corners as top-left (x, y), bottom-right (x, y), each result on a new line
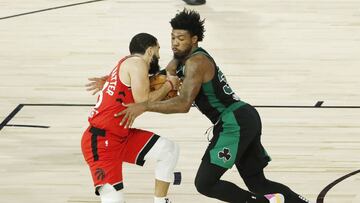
top-left (88, 56), bottom-right (134, 136)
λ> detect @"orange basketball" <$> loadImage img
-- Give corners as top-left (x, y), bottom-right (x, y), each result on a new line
top-left (149, 74), bottom-right (178, 100)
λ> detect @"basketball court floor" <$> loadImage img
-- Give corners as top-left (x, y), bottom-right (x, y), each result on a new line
top-left (0, 0), bottom-right (359, 202)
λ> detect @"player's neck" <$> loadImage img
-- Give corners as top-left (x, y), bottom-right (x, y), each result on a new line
top-left (180, 45), bottom-right (199, 63)
top-left (191, 45), bottom-right (199, 52)
top-left (132, 53), bottom-right (151, 65)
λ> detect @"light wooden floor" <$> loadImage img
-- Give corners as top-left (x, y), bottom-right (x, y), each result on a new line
top-left (1, 0), bottom-right (359, 203)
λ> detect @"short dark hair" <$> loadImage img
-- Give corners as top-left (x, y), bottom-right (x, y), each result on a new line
top-left (170, 8), bottom-right (205, 41)
top-left (129, 33), bottom-right (158, 54)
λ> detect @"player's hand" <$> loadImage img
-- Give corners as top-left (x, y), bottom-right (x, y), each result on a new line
top-left (167, 75), bottom-right (180, 90)
top-left (86, 76), bottom-right (108, 95)
top-left (114, 102), bottom-right (147, 128)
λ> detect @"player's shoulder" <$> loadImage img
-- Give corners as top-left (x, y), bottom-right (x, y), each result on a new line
top-left (186, 53), bottom-right (214, 70)
top-left (122, 56), bottom-right (147, 71)
top-left (188, 52), bottom-right (208, 61)
top-left (188, 51), bottom-right (213, 63)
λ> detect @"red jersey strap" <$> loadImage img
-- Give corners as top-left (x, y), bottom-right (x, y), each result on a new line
top-left (116, 55), bottom-right (143, 87)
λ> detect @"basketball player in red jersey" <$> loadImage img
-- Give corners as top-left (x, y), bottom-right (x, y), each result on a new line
top-left (81, 33), bottom-right (180, 203)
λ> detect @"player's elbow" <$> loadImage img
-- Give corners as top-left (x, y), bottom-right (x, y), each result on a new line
top-left (178, 98), bottom-right (192, 113)
top-left (178, 104), bottom-right (191, 113)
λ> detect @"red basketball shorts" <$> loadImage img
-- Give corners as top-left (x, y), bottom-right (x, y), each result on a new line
top-left (81, 126), bottom-right (159, 195)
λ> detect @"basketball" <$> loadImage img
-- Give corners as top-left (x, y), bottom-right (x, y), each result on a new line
top-left (149, 74), bottom-right (178, 100)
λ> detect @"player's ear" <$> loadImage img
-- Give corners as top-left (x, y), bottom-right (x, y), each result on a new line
top-left (191, 35), bottom-right (198, 44)
top-left (146, 46), bottom-right (153, 58)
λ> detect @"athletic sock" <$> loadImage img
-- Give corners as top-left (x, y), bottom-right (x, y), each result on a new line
top-left (154, 196), bottom-right (171, 203)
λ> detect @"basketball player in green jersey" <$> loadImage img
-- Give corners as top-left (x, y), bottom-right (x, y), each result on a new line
top-left (108, 9), bottom-right (311, 203)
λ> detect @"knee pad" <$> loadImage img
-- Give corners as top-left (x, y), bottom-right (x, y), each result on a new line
top-left (145, 137), bottom-right (180, 182)
top-left (99, 184), bottom-right (125, 203)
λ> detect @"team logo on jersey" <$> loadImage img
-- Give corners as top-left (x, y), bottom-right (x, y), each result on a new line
top-left (95, 168), bottom-right (105, 181)
top-left (218, 148), bottom-right (232, 162)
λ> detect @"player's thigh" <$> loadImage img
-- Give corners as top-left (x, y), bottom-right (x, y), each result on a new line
top-left (123, 128), bottom-right (159, 165)
top-left (236, 135), bottom-right (271, 177)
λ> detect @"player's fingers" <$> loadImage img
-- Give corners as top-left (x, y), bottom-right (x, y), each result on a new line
top-left (119, 112), bottom-right (129, 126)
top-left (122, 102), bottom-right (135, 108)
top-left (124, 118), bottom-right (129, 128)
top-left (114, 110), bottom-right (125, 118)
top-left (129, 116), bottom-right (136, 128)
top-left (92, 89), bottom-right (99, 95)
top-left (88, 77), bottom-right (100, 81)
top-left (86, 86), bottom-right (97, 91)
top-left (125, 115), bottom-right (134, 129)
top-left (120, 116), bottom-right (127, 126)
top-left (85, 81), bottom-right (96, 87)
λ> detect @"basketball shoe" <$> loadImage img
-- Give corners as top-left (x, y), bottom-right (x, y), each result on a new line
top-left (264, 193), bottom-right (285, 203)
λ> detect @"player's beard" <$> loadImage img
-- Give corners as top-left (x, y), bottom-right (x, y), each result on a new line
top-left (149, 55), bottom-right (160, 75)
top-left (173, 46), bottom-right (192, 61)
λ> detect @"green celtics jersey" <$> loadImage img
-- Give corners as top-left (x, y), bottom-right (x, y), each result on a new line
top-left (176, 47), bottom-right (245, 123)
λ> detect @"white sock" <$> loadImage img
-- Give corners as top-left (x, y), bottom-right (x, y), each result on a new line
top-left (154, 196), bottom-right (170, 203)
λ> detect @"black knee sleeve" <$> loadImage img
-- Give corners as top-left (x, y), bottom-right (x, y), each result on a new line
top-left (194, 171), bottom-right (214, 196)
top-left (194, 160), bottom-right (228, 197)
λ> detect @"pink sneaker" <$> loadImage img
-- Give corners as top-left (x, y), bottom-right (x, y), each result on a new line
top-left (264, 193), bottom-right (285, 203)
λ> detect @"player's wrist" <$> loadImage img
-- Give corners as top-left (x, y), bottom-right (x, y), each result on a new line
top-left (143, 101), bottom-right (150, 111)
top-left (166, 79), bottom-right (174, 90)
